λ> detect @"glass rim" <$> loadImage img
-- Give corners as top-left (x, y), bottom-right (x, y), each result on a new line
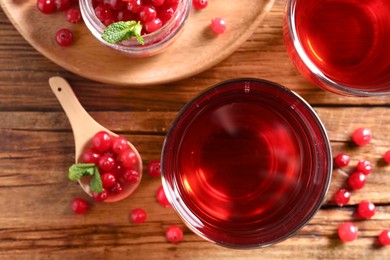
top-left (161, 78), bottom-right (333, 249)
top-left (285, 0), bottom-right (390, 96)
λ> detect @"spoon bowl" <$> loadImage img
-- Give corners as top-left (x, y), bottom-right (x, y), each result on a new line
top-left (49, 76), bottom-right (142, 202)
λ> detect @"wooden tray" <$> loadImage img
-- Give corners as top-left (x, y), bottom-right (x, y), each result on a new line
top-left (0, 0), bottom-right (275, 86)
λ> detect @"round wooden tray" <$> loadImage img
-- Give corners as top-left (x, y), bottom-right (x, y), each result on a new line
top-left (0, 0), bottom-right (275, 86)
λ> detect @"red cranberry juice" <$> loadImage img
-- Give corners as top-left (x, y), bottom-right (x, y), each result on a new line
top-left (177, 101), bottom-right (303, 224)
top-left (162, 79), bottom-right (332, 239)
top-left (287, 0), bottom-right (390, 89)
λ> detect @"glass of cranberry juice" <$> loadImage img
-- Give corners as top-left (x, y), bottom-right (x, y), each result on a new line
top-left (161, 79), bottom-right (332, 248)
top-left (284, 0), bottom-right (390, 96)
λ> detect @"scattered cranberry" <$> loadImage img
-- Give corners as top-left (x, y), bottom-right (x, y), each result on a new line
top-left (81, 149), bottom-right (101, 164)
top-left (156, 185), bottom-right (170, 207)
top-left (55, 0), bottom-right (71, 11)
top-left (378, 230), bottom-right (390, 246)
top-left (384, 149), bottom-right (390, 164)
top-left (55, 28), bottom-right (73, 46)
top-left (357, 201), bottom-right (376, 219)
top-left (130, 208), bottom-right (147, 224)
top-left (99, 154), bottom-right (116, 171)
top-left (101, 172), bottom-right (117, 189)
top-left (348, 171), bottom-right (366, 190)
top-left (356, 160), bottom-right (372, 175)
top-left (37, 0), bottom-right (56, 14)
top-left (65, 7), bottom-right (81, 23)
top-left (352, 127), bottom-right (372, 146)
top-left (211, 17), bottom-right (226, 35)
top-left (165, 225), bottom-right (183, 243)
top-left (123, 168), bottom-right (141, 183)
top-left (334, 189), bottom-right (351, 207)
top-left (117, 149), bottom-right (138, 168)
top-left (112, 136), bottom-right (129, 154)
top-left (147, 160), bottom-right (161, 178)
top-left (338, 222), bottom-right (358, 242)
top-left (93, 189), bottom-right (109, 202)
top-left (334, 153), bottom-right (350, 168)
top-left (71, 198), bottom-right (88, 214)
top-left (193, 0), bottom-right (208, 10)
top-left (92, 131), bottom-right (113, 153)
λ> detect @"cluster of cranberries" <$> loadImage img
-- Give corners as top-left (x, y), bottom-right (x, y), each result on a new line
top-left (92, 0), bottom-right (179, 34)
top-left (332, 127), bottom-right (390, 246)
top-left (36, 0), bottom-right (82, 46)
top-left (84, 131), bottom-right (141, 202)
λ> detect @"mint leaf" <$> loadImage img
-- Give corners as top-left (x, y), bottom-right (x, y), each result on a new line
top-left (102, 21), bottom-right (144, 45)
top-left (90, 168), bottom-right (103, 193)
top-left (68, 163), bottom-right (96, 181)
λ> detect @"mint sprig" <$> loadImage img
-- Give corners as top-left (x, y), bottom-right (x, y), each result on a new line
top-left (68, 163), bottom-right (103, 193)
top-left (102, 21), bottom-right (145, 45)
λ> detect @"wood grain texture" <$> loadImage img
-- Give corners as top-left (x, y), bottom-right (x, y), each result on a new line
top-left (0, 0), bottom-right (390, 259)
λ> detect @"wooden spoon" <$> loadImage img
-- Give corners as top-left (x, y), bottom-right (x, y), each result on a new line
top-left (49, 76), bottom-right (142, 202)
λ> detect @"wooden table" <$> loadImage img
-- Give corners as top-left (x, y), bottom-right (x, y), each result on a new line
top-left (1, 0), bottom-right (389, 258)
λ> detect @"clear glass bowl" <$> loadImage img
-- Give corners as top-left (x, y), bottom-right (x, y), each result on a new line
top-left (80, 0), bottom-right (192, 57)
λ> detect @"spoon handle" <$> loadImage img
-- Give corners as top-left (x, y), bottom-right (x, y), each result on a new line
top-left (48, 76), bottom-right (105, 154)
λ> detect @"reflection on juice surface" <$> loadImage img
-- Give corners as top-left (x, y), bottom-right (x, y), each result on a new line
top-left (162, 79), bottom-right (331, 248)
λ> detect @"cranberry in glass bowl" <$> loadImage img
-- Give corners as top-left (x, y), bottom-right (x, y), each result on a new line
top-left (80, 0), bottom-right (192, 57)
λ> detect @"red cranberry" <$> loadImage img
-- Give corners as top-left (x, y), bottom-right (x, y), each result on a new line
top-left (356, 160), bottom-right (372, 175)
top-left (55, 0), bottom-right (71, 11)
top-left (357, 201), bottom-right (376, 219)
top-left (348, 171), bottom-right (366, 190)
top-left (55, 28), bottom-right (73, 47)
top-left (165, 225), bottom-right (183, 243)
top-left (384, 150), bottom-right (390, 164)
top-left (156, 185), bottom-right (170, 207)
top-left (123, 168), bottom-right (141, 183)
top-left (352, 127), bottom-right (372, 146)
top-left (130, 208), bottom-right (147, 224)
top-left (101, 172), bottom-right (117, 189)
top-left (127, 0), bottom-right (143, 14)
top-left (37, 0), bottom-right (56, 14)
top-left (334, 189), bottom-right (351, 207)
top-left (158, 6), bottom-right (175, 24)
top-left (145, 18), bottom-right (163, 33)
top-left (338, 222), bottom-right (358, 242)
top-left (104, 18), bottom-right (117, 26)
top-left (334, 153), bottom-right (350, 168)
top-left (81, 149), bottom-right (101, 164)
top-left (152, 0), bottom-right (165, 6)
top-left (112, 136), bottom-right (129, 154)
top-left (71, 198), bottom-right (88, 214)
top-left (93, 189), bottom-right (109, 202)
top-left (105, 0), bottom-right (124, 10)
top-left (92, 131), bottom-right (112, 153)
top-left (117, 149), bottom-right (138, 168)
top-left (109, 182), bottom-right (123, 194)
top-left (99, 155), bottom-right (115, 171)
top-left (117, 10), bottom-right (136, 21)
top-left (147, 160), bottom-right (161, 178)
top-left (211, 17), bottom-right (226, 34)
top-left (111, 163), bottom-right (125, 177)
top-left (65, 7), bottom-right (82, 23)
top-left (166, 0), bottom-right (178, 5)
top-left (379, 230), bottom-right (390, 246)
top-left (193, 0), bottom-right (208, 10)
top-left (94, 4), bottom-right (114, 21)
top-left (140, 5), bottom-right (157, 22)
